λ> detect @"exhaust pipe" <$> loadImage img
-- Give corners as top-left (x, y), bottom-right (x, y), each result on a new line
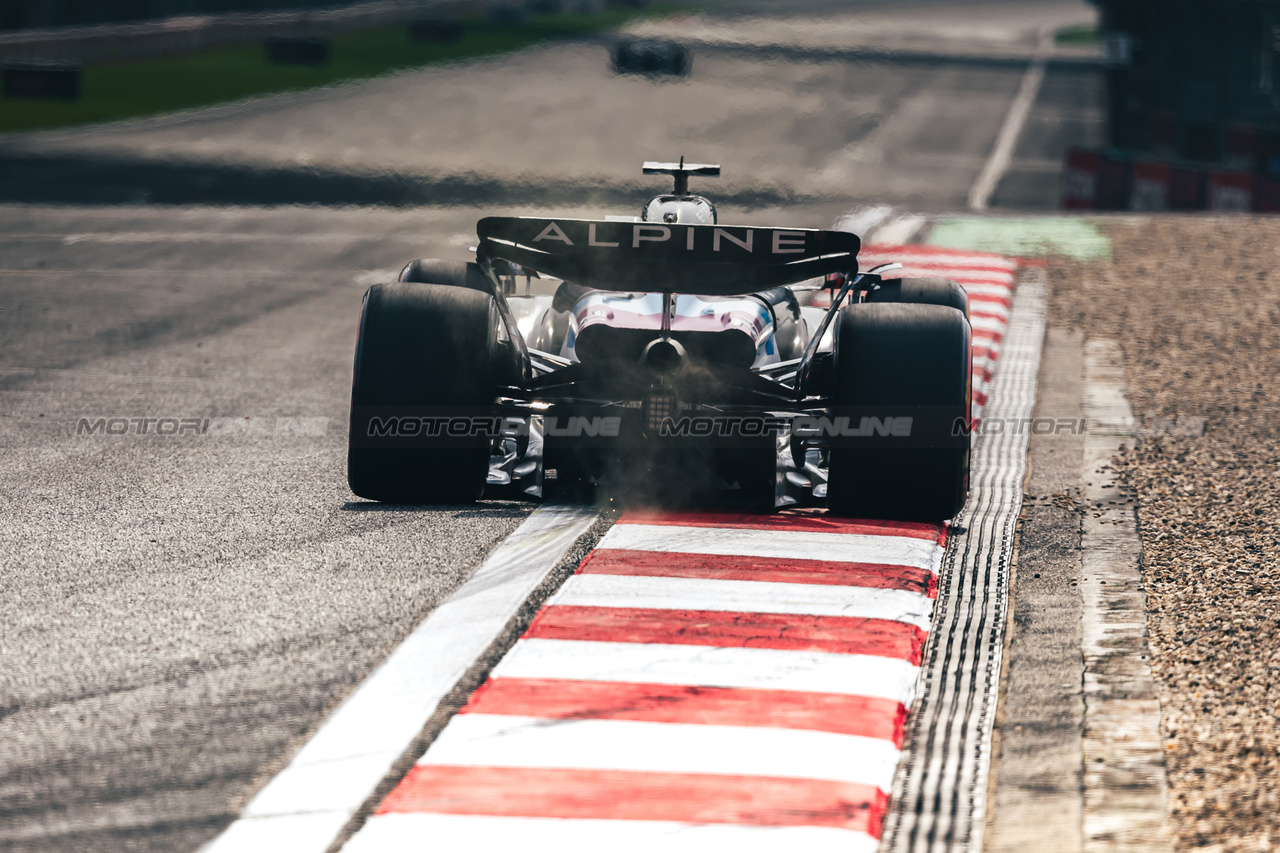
top-left (639, 337), bottom-right (686, 374)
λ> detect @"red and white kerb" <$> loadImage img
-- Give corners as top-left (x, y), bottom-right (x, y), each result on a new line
top-left (346, 512), bottom-right (947, 853)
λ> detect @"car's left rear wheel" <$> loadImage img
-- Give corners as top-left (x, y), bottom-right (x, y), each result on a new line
top-left (347, 282), bottom-right (500, 503)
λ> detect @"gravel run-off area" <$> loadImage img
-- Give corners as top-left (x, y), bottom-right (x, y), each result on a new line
top-left (1050, 217), bottom-right (1280, 851)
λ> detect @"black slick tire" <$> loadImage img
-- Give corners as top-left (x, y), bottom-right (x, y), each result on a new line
top-left (348, 282), bottom-right (499, 503)
top-left (865, 277), bottom-right (969, 318)
top-left (827, 302), bottom-right (971, 521)
top-left (398, 259), bottom-right (490, 293)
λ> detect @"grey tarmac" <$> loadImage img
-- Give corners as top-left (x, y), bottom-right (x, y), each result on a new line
top-left (0, 2), bottom-right (1100, 850)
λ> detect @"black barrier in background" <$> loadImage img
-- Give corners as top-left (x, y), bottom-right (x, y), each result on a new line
top-left (265, 37), bottom-right (329, 66)
top-left (2, 64), bottom-right (82, 99)
top-left (408, 17), bottom-right (463, 43)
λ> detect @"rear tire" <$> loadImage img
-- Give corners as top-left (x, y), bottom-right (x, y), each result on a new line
top-left (348, 282), bottom-right (499, 503)
top-left (827, 302), bottom-right (971, 521)
top-left (865, 277), bottom-right (969, 318)
top-left (398, 259), bottom-right (490, 293)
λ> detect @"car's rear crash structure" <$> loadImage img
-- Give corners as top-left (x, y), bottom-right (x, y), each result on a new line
top-left (348, 162), bottom-right (973, 520)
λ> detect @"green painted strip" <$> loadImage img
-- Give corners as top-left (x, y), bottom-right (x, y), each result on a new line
top-left (927, 216), bottom-right (1112, 260)
top-left (0, 7), bottom-right (677, 134)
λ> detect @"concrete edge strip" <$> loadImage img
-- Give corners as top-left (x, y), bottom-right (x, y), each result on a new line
top-left (882, 267), bottom-right (1047, 853)
top-left (1081, 340), bottom-right (1172, 851)
top-left (199, 503), bottom-right (600, 853)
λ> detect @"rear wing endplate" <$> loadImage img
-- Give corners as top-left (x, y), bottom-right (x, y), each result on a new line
top-left (476, 216), bottom-right (860, 296)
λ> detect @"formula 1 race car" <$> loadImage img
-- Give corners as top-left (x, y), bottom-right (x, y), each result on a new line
top-left (348, 161), bottom-right (972, 520)
top-left (610, 37), bottom-right (691, 77)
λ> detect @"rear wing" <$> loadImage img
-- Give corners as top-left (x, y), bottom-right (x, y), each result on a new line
top-left (476, 216), bottom-right (860, 296)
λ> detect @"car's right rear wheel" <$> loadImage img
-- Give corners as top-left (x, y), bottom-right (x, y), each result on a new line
top-left (864, 276), bottom-right (969, 318)
top-left (347, 282), bottom-right (500, 503)
top-left (826, 302), bottom-right (972, 521)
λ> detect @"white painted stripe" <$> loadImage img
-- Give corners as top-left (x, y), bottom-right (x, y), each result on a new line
top-left (346, 813), bottom-right (880, 853)
top-left (834, 206), bottom-right (897, 239)
top-left (970, 315), bottom-right (1008, 334)
top-left (972, 331), bottom-right (1005, 346)
top-left (969, 49), bottom-right (1048, 210)
top-left (598, 524), bottom-right (940, 570)
top-left (553, 573), bottom-right (933, 630)
top-left (962, 283), bottom-right (1016, 299)
top-left (869, 214), bottom-right (929, 246)
top-left (420, 714), bottom-right (902, 789)
top-left (201, 504), bottom-right (599, 853)
top-left (872, 266), bottom-right (1015, 280)
top-left (212, 812), bottom-right (351, 853)
top-left (952, 270), bottom-right (1017, 280)
top-left (970, 302), bottom-right (1011, 320)
top-left (967, 286), bottom-right (1014, 299)
top-left (860, 251), bottom-right (1018, 270)
top-left (491, 638), bottom-right (921, 703)
top-left (957, 281), bottom-right (1013, 295)
top-left (956, 276), bottom-right (1017, 289)
top-left (897, 271), bottom-right (1017, 285)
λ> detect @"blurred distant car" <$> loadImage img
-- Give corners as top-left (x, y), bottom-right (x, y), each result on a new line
top-left (611, 37), bottom-right (691, 77)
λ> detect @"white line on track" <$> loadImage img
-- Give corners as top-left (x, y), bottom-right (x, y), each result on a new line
top-left (491, 638), bottom-right (920, 702)
top-left (421, 714), bottom-right (902, 788)
top-left (598, 524), bottom-right (941, 570)
top-left (343, 813), bottom-right (880, 853)
top-left (859, 251), bottom-right (1019, 271)
top-left (868, 214), bottom-right (930, 246)
top-left (970, 315), bottom-right (1010, 334)
top-left (972, 332), bottom-right (1005, 348)
top-left (967, 41), bottom-right (1049, 211)
top-left (554, 573), bottom-right (933, 629)
top-left (963, 283), bottom-right (1017, 299)
top-left (201, 504), bottom-right (599, 853)
top-left (971, 303), bottom-right (1012, 320)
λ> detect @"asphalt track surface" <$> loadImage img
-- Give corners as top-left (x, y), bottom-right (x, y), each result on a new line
top-left (0, 1), bottom-right (1100, 850)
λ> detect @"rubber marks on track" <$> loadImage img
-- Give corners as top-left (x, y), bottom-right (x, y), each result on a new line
top-left (344, 513), bottom-right (947, 853)
top-left (860, 244), bottom-right (1018, 420)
